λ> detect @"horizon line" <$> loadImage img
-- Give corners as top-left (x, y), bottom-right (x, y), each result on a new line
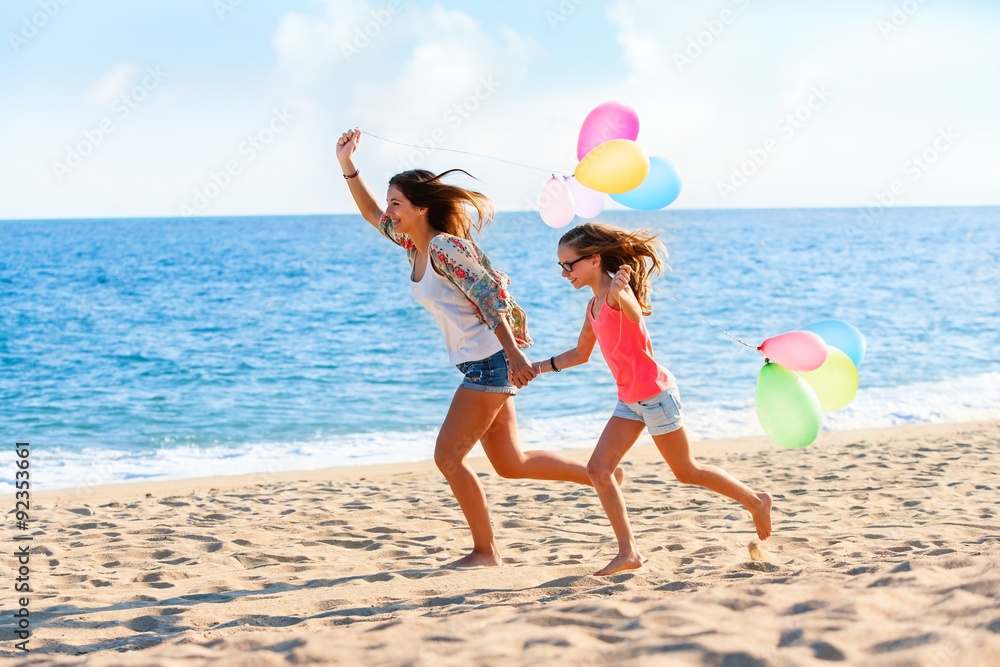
top-left (2, 203), bottom-right (999, 224)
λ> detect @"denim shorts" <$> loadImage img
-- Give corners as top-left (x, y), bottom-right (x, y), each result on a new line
top-left (456, 350), bottom-right (517, 395)
top-left (612, 385), bottom-right (684, 436)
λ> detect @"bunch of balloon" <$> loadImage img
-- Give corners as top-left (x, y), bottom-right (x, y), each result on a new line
top-left (538, 176), bottom-right (576, 228)
top-left (755, 321), bottom-right (866, 449)
top-left (539, 101), bottom-right (682, 228)
top-left (537, 174), bottom-right (607, 229)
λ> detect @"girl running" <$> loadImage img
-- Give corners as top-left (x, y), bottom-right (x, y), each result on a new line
top-left (336, 130), bottom-right (621, 568)
top-left (532, 222), bottom-right (772, 576)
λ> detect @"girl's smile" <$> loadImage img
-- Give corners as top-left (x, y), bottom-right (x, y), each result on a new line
top-left (557, 248), bottom-right (596, 290)
top-left (385, 185), bottom-right (427, 235)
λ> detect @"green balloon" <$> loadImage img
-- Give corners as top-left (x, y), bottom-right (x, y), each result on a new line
top-left (756, 363), bottom-right (822, 449)
top-left (797, 346), bottom-right (859, 412)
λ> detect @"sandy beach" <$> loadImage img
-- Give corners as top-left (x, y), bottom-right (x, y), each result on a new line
top-left (7, 420), bottom-right (1000, 666)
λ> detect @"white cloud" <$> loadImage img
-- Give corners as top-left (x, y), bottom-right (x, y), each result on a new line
top-left (601, 0), bottom-right (1000, 209)
top-left (272, 0), bottom-right (409, 87)
top-left (3, 1), bottom-right (997, 220)
top-left (267, 3), bottom-right (545, 212)
top-left (358, 5), bottom-right (540, 129)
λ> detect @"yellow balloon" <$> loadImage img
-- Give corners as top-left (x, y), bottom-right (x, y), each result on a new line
top-left (574, 139), bottom-right (650, 194)
top-left (797, 346), bottom-right (859, 412)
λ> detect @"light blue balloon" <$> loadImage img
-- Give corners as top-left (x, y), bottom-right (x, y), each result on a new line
top-left (802, 320), bottom-right (867, 367)
top-left (610, 156), bottom-right (681, 210)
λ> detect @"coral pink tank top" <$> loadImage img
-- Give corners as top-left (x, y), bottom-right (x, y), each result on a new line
top-left (588, 295), bottom-right (674, 403)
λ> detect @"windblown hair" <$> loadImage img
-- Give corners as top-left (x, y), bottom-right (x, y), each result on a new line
top-left (388, 169), bottom-right (495, 241)
top-left (559, 222), bottom-right (668, 314)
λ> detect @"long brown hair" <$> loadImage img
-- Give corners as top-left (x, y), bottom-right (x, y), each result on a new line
top-left (388, 169), bottom-right (495, 241)
top-left (559, 222), bottom-right (668, 314)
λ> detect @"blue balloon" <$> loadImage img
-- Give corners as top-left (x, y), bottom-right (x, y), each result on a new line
top-left (802, 320), bottom-right (867, 367)
top-left (610, 156), bottom-right (681, 210)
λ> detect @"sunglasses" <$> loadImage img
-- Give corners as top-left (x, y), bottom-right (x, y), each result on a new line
top-left (557, 255), bottom-right (592, 273)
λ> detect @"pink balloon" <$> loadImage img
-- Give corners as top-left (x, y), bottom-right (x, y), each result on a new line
top-left (564, 176), bottom-right (604, 219)
top-left (577, 101), bottom-right (640, 161)
top-left (538, 176), bottom-right (575, 228)
top-left (758, 330), bottom-right (828, 372)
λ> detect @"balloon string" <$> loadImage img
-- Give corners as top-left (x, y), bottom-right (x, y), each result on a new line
top-left (358, 130), bottom-right (756, 352)
top-left (653, 286), bottom-right (757, 351)
top-left (359, 129), bottom-right (572, 176)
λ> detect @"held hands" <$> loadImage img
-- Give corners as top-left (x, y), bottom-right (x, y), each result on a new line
top-left (507, 349), bottom-right (538, 389)
top-left (336, 128), bottom-right (361, 167)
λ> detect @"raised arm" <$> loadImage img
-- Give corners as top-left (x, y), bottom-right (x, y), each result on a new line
top-left (532, 310), bottom-right (597, 375)
top-left (336, 128), bottom-right (384, 227)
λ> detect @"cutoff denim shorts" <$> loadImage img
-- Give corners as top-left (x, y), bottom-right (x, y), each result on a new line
top-left (613, 385), bottom-right (684, 436)
top-left (456, 350), bottom-right (517, 395)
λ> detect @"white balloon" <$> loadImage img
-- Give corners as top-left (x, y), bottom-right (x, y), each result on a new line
top-left (565, 176), bottom-right (604, 219)
top-left (538, 176), bottom-right (576, 228)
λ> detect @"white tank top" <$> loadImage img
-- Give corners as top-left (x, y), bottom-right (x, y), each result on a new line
top-left (411, 259), bottom-right (504, 365)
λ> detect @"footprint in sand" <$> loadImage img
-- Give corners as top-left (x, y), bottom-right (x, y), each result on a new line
top-left (69, 522), bottom-right (101, 530)
top-left (869, 632), bottom-right (941, 654)
top-left (125, 616), bottom-right (159, 632)
top-left (719, 597), bottom-right (765, 611)
top-left (322, 538), bottom-right (376, 549)
top-left (780, 630), bottom-right (847, 660)
top-left (784, 600), bottom-right (827, 615)
top-left (231, 554), bottom-right (270, 569)
top-left (741, 561), bottom-right (779, 573)
top-left (178, 534), bottom-right (223, 553)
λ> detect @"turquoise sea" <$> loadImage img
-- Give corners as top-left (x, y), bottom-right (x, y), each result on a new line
top-left (2, 207), bottom-right (997, 492)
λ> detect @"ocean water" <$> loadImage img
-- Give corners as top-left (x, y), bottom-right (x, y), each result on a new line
top-left (2, 207), bottom-right (997, 492)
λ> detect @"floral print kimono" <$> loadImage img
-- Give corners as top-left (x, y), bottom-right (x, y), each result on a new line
top-left (378, 214), bottom-right (532, 349)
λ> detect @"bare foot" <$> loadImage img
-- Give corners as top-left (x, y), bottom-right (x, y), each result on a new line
top-left (445, 549), bottom-right (502, 568)
top-left (614, 466), bottom-right (625, 486)
top-left (750, 491), bottom-right (773, 540)
top-left (594, 549), bottom-right (643, 576)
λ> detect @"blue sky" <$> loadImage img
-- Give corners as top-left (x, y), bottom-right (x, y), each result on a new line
top-left (1, 0), bottom-right (998, 219)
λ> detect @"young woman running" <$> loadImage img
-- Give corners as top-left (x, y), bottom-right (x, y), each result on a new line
top-left (532, 222), bottom-right (772, 576)
top-left (336, 130), bottom-right (621, 568)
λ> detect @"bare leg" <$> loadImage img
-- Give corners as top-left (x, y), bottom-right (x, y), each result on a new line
top-left (434, 387), bottom-right (509, 568)
top-left (653, 427), bottom-right (772, 540)
top-left (480, 398), bottom-right (623, 486)
top-left (586, 417), bottom-right (648, 576)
